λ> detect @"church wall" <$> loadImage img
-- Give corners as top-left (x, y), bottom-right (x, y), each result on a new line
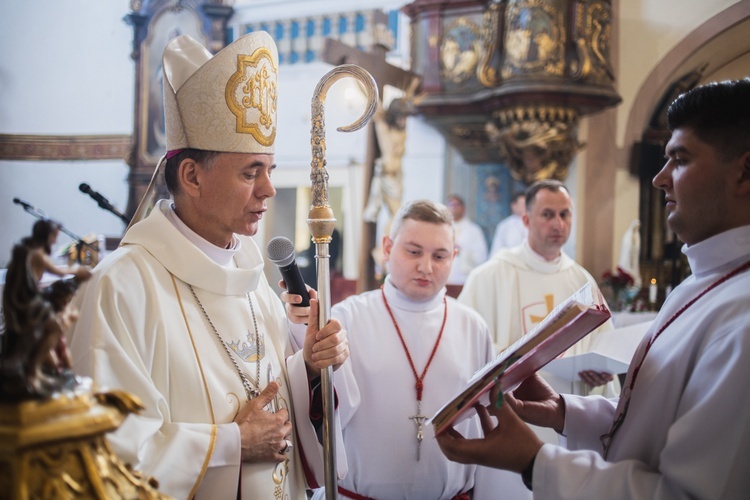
top-left (615, 0), bottom-right (740, 148)
top-left (0, 0), bottom-right (134, 268)
top-left (578, 0), bottom-right (747, 282)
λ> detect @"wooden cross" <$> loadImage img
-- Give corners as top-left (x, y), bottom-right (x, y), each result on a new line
top-left (409, 401), bottom-right (428, 461)
top-left (322, 22), bottom-right (420, 293)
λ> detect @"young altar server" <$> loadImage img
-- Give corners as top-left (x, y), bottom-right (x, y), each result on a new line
top-left (286, 199), bottom-right (529, 499)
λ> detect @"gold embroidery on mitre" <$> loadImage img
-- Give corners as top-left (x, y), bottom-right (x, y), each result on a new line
top-left (225, 48), bottom-right (277, 146)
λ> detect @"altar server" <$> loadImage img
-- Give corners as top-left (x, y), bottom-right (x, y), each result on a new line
top-left (438, 78), bottom-right (750, 500)
top-left (287, 200), bottom-right (529, 499)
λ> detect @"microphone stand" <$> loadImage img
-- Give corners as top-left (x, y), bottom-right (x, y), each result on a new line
top-left (308, 64), bottom-right (377, 499)
top-left (80, 185), bottom-right (131, 225)
top-left (16, 204), bottom-right (100, 264)
top-left (97, 203), bottom-right (130, 226)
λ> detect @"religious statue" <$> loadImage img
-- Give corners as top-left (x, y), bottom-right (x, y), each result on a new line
top-left (363, 78), bottom-right (425, 225)
top-left (22, 218), bottom-right (92, 284)
top-left (0, 243), bottom-right (84, 399)
top-left (618, 219), bottom-right (642, 288)
top-left (0, 226), bottom-right (167, 498)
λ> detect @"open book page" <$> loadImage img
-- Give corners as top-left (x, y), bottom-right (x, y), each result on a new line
top-left (429, 282), bottom-right (610, 436)
top-left (543, 318), bottom-right (653, 380)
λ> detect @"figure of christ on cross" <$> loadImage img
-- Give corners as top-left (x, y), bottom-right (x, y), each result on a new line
top-left (322, 32), bottom-right (421, 292)
top-left (410, 400), bottom-right (429, 460)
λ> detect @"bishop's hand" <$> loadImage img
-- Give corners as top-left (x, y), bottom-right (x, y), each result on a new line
top-left (234, 382), bottom-right (293, 463)
top-left (302, 298), bottom-right (348, 379)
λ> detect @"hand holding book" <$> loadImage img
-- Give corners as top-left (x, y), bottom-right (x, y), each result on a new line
top-left (429, 283), bottom-right (610, 436)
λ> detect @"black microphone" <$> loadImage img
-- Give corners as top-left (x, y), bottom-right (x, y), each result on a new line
top-left (13, 197), bottom-right (33, 211)
top-left (79, 183), bottom-right (130, 225)
top-left (266, 236), bottom-right (310, 307)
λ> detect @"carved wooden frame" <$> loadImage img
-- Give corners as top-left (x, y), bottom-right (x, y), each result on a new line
top-left (124, 0), bottom-right (233, 215)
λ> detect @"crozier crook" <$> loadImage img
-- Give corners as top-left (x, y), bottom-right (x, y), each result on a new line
top-left (307, 64), bottom-right (377, 500)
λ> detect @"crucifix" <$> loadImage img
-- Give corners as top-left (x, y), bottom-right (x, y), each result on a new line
top-left (410, 401), bottom-right (428, 461)
top-left (322, 18), bottom-right (420, 293)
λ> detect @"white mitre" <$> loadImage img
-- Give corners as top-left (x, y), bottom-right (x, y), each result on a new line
top-left (162, 31), bottom-right (278, 154)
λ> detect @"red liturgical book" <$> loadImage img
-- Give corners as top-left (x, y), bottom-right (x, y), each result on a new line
top-left (430, 283), bottom-right (611, 436)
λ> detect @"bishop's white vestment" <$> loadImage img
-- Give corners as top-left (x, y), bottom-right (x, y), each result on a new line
top-left (292, 278), bottom-right (531, 499)
top-left (533, 225), bottom-right (750, 499)
top-left (68, 200), bottom-right (336, 499)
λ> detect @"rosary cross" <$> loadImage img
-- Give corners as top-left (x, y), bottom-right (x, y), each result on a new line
top-left (410, 401), bottom-right (428, 461)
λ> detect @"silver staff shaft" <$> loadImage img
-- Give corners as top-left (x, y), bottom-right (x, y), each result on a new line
top-left (316, 242), bottom-right (335, 497)
top-left (308, 64), bottom-right (378, 499)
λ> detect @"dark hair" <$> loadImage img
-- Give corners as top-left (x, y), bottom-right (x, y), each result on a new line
top-left (22, 219), bottom-right (61, 255)
top-left (164, 149), bottom-right (220, 194)
top-left (446, 194), bottom-right (465, 207)
top-left (42, 278), bottom-right (80, 312)
top-left (511, 191), bottom-right (526, 203)
top-left (525, 179), bottom-right (568, 211)
top-left (667, 79), bottom-right (750, 161)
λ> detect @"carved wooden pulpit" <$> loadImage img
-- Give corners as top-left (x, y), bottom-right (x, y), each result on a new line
top-left (402, 0), bottom-right (622, 183)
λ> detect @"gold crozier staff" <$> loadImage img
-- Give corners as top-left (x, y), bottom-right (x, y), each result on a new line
top-left (307, 65), bottom-right (378, 499)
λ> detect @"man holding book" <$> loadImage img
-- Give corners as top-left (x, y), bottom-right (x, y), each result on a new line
top-left (436, 79), bottom-right (750, 499)
top-left (285, 199), bottom-right (529, 499)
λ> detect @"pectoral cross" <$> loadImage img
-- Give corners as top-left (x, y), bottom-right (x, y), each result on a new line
top-left (410, 401), bottom-right (428, 461)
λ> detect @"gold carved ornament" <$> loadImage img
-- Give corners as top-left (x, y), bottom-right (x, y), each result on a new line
top-left (486, 105), bottom-right (583, 184)
top-left (440, 17), bottom-right (482, 85)
top-left (226, 47), bottom-right (278, 146)
top-left (502, 0), bottom-right (565, 80)
top-left (571, 0), bottom-right (615, 83)
top-left (0, 389), bottom-right (168, 499)
top-left (478, 2), bottom-right (502, 87)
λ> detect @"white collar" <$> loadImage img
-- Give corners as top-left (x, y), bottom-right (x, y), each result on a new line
top-left (383, 276), bottom-right (447, 313)
top-left (165, 202), bottom-right (241, 267)
top-left (682, 225), bottom-right (750, 278)
top-left (522, 240), bottom-right (565, 272)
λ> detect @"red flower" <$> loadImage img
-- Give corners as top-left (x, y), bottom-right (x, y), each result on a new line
top-left (602, 266), bottom-right (635, 289)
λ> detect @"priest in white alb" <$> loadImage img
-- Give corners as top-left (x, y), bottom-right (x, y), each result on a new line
top-left (459, 180), bottom-right (615, 392)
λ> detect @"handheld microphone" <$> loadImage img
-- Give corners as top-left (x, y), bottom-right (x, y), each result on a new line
top-left (79, 183), bottom-right (130, 225)
top-left (12, 197), bottom-right (33, 211)
top-left (266, 236), bottom-right (310, 307)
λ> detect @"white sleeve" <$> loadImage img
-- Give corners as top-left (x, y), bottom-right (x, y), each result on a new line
top-left (534, 327), bottom-right (750, 499)
top-left (68, 271), bottom-right (240, 499)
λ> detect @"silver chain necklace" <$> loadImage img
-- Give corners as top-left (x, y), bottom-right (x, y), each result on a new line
top-left (188, 284), bottom-right (262, 401)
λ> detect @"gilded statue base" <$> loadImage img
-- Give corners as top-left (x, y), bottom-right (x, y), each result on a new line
top-left (0, 380), bottom-right (168, 499)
